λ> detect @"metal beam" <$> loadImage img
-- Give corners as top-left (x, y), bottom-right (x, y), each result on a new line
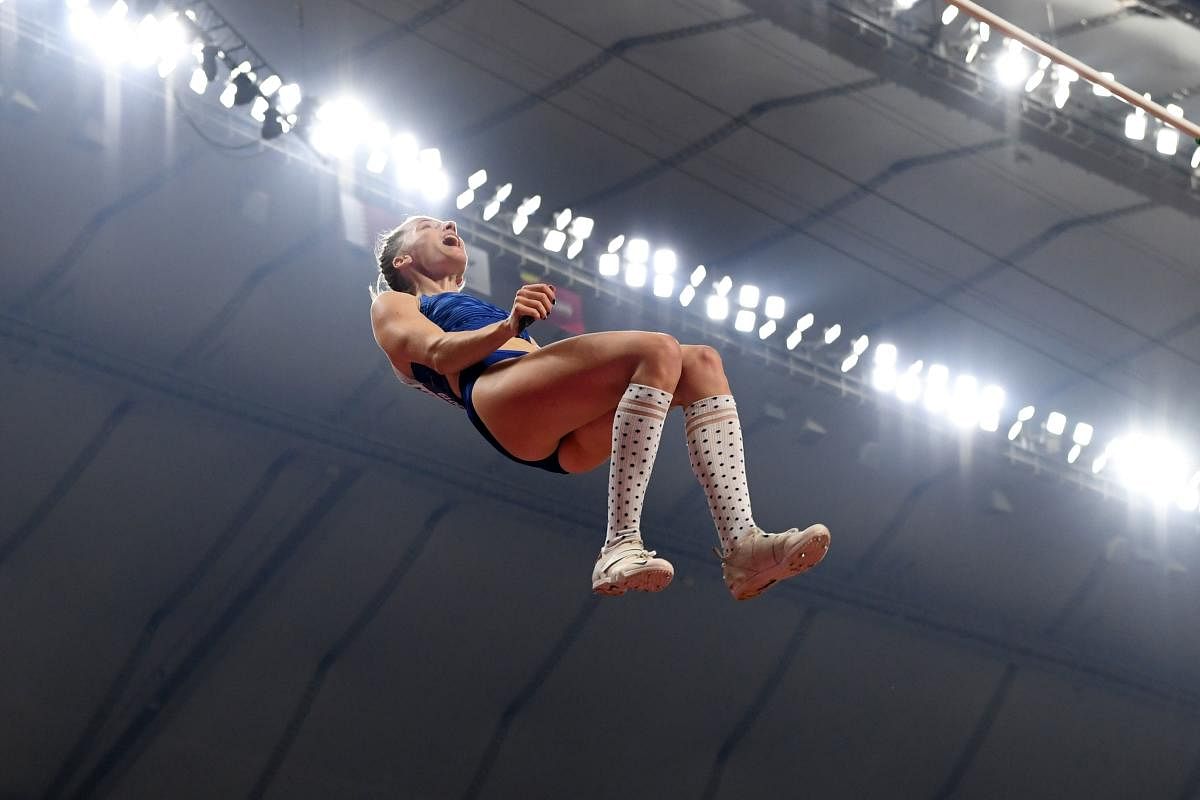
top-left (739, 0), bottom-right (1200, 220)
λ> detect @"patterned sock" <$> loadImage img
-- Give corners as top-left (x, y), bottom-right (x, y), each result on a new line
top-left (605, 383), bottom-right (673, 548)
top-left (685, 395), bottom-right (756, 557)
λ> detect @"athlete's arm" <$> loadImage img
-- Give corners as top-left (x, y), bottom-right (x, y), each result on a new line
top-left (371, 284), bottom-right (554, 375)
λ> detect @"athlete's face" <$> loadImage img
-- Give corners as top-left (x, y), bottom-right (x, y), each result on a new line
top-left (401, 217), bottom-right (467, 279)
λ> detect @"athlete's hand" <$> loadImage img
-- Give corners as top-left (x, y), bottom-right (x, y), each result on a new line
top-left (507, 283), bottom-right (556, 334)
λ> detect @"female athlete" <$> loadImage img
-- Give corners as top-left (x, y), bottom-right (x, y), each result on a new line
top-left (368, 215), bottom-right (830, 600)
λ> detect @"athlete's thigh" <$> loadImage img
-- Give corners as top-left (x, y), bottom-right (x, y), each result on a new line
top-left (470, 330), bottom-right (672, 460)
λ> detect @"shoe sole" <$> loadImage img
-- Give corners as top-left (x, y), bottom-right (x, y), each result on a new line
top-left (731, 529), bottom-right (830, 601)
top-left (592, 565), bottom-right (674, 596)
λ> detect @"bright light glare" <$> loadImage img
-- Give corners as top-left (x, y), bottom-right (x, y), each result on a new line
top-left (569, 217), bottom-right (594, 239)
top-left (1107, 434), bottom-right (1194, 505)
top-left (679, 284), bottom-right (696, 307)
top-left (482, 199), bottom-right (501, 221)
top-left (1092, 72), bottom-right (1114, 98)
top-left (566, 238), bottom-right (584, 260)
top-left (735, 310), bottom-right (756, 333)
top-left (1156, 126), bottom-right (1180, 157)
top-left (653, 249), bottom-right (677, 274)
top-left (738, 285), bottom-right (761, 308)
top-left (455, 189), bottom-right (474, 209)
top-left (995, 48), bottom-right (1030, 88)
top-left (1046, 412), bottom-right (1066, 436)
top-left (872, 364), bottom-right (897, 392)
top-left (690, 265), bottom-right (707, 286)
top-left (653, 273), bottom-right (674, 298)
top-left (715, 275), bottom-right (733, 297)
top-left (823, 324), bottom-right (841, 345)
top-left (949, 375), bottom-right (979, 428)
top-left (543, 229), bottom-right (566, 252)
top-left (496, 183), bottom-right (513, 202)
top-left (517, 194), bottom-right (541, 216)
top-left (607, 235), bottom-right (625, 254)
top-left (277, 84), bottom-right (302, 113)
top-left (758, 320), bottom-right (777, 340)
top-left (896, 367), bottom-right (922, 403)
top-left (468, 169), bottom-right (488, 190)
top-left (259, 75), bottom-right (282, 96)
top-left (598, 252), bottom-right (620, 277)
top-left (1017, 405), bottom-right (1035, 422)
top-left (512, 214), bottom-right (529, 235)
top-left (1073, 422), bottom-right (1094, 447)
top-left (841, 353), bottom-right (859, 373)
top-left (554, 208), bottom-right (572, 230)
top-left (189, 67), bottom-right (208, 94)
top-left (311, 98), bottom-right (368, 158)
top-left (942, 6), bottom-right (959, 25)
top-left (874, 343), bottom-right (897, 366)
top-left (764, 296), bottom-right (785, 319)
top-left (706, 295), bottom-right (730, 321)
top-left (625, 261), bottom-right (647, 288)
top-left (1192, 145), bottom-right (1200, 171)
top-left (786, 330), bottom-right (803, 351)
top-left (797, 313), bottom-right (814, 333)
top-left (1068, 443), bottom-right (1082, 464)
top-left (1008, 421), bottom-right (1023, 441)
top-left (923, 364), bottom-right (949, 412)
top-left (852, 335), bottom-right (869, 356)
top-left (1125, 110), bottom-right (1147, 141)
top-left (625, 238), bottom-right (649, 263)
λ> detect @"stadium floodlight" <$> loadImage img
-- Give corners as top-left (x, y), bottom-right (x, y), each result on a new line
top-left (738, 285), bottom-right (761, 309)
top-left (1067, 443), bottom-right (1082, 464)
top-left (979, 384), bottom-right (1005, 432)
top-left (653, 273), bottom-right (674, 298)
top-left (923, 364), bottom-right (950, 413)
top-left (1192, 145), bottom-right (1200, 171)
top-left (653, 249), bottom-right (677, 274)
top-left (872, 363), bottom-right (897, 393)
top-left (1046, 412), bottom-right (1066, 436)
top-left (679, 284), bottom-right (696, 307)
top-left (735, 310), bottom-right (756, 333)
top-left (1125, 108), bottom-right (1148, 141)
top-left (758, 320), bottom-right (777, 340)
top-left (1092, 72), bottom-right (1115, 98)
top-left (607, 235), bottom-right (625, 253)
top-left (482, 199), bottom-right (501, 221)
top-left (390, 132), bottom-right (418, 172)
top-left (219, 83), bottom-right (237, 109)
top-left (786, 330), bottom-right (803, 350)
top-left (543, 229), bottom-right (566, 252)
top-left (706, 295), bottom-right (730, 321)
top-left (764, 296), bottom-right (785, 320)
top-left (896, 363), bottom-right (923, 403)
top-left (456, 189), bottom-right (474, 210)
top-left (1024, 69), bottom-right (1046, 94)
top-left (189, 67), bottom-right (208, 94)
top-left (796, 313), bottom-right (814, 333)
top-left (625, 238), bottom-right (650, 263)
top-left (68, 4), bottom-right (100, 41)
top-left (495, 183), bottom-right (513, 202)
top-left (1017, 405), bottom-right (1035, 422)
top-left (995, 40), bottom-right (1029, 88)
top-left (1072, 422), bottom-right (1094, 447)
top-left (1156, 105), bottom-right (1185, 156)
top-left (569, 216), bottom-right (594, 240)
top-left (554, 208), bottom-right (572, 230)
top-left (259, 75), bottom-right (282, 96)
top-left (841, 353), bottom-right (859, 373)
top-left (277, 83), bottom-right (301, 113)
top-left (852, 335), bottom-right (869, 356)
top-left (566, 238), bottom-right (584, 260)
top-left (311, 98), bottom-right (367, 158)
top-left (249, 96), bottom-right (270, 123)
top-left (1092, 451), bottom-right (1108, 474)
top-left (894, 0), bottom-right (917, 10)
top-left (1052, 65), bottom-right (1077, 109)
top-left (1008, 421), bottom-right (1023, 441)
top-left (468, 169), bottom-right (488, 190)
top-left (714, 275), bottom-right (734, 297)
top-left (942, 5), bottom-right (959, 25)
top-left (598, 252), bottom-right (620, 277)
top-left (365, 122), bottom-right (390, 173)
top-left (625, 261), bottom-right (647, 288)
top-left (517, 194), bottom-right (541, 216)
top-left (874, 343), bottom-right (898, 366)
top-left (689, 265), bottom-right (707, 286)
top-left (512, 214), bottom-right (529, 235)
top-left (823, 324), bottom-right (841, 345)
top-left (949, 374), bottom-right (979, 428)
top-left (1107, 433), bottom-right (1192, 504)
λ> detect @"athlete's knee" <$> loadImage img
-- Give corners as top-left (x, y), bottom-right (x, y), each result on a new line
top-left (684, 344), bottom-right (723, 376)
top-left (636, 332), bottom-right (683, 382)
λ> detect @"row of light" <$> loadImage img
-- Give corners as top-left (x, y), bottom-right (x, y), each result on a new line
top-left (905, 1), bottom-right (1200, 169)
top-left (66, 0), bottom-right (302, 140)
top-left (56, 0), bottom-right (1199, 514)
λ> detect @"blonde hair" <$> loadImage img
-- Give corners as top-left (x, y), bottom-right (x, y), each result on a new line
top-left (368, 215), bottom-right (434, 301)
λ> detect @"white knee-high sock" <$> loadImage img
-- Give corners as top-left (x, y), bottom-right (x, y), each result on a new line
top-left (605, 383), bottom-right (673, 547)
top-left (685, 395), bottom-right (756, 556)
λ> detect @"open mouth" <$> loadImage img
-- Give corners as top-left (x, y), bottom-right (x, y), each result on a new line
top-left (442, 234), bottom-right (461, 248)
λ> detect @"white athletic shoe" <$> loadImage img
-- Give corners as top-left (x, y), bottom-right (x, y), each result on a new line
top-left (591, 535), bottom-right (674, 596)
top-left (719, 524), bottom-right (831, 601)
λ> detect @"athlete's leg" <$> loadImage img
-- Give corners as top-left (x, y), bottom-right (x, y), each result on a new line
top-left (469, 331), bottom-right (682, 461)
top-left (556, 344), bottom-right (730, 474)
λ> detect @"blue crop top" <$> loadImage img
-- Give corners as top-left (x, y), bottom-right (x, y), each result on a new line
top-left (403, 292), bottom-right (530, 406)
